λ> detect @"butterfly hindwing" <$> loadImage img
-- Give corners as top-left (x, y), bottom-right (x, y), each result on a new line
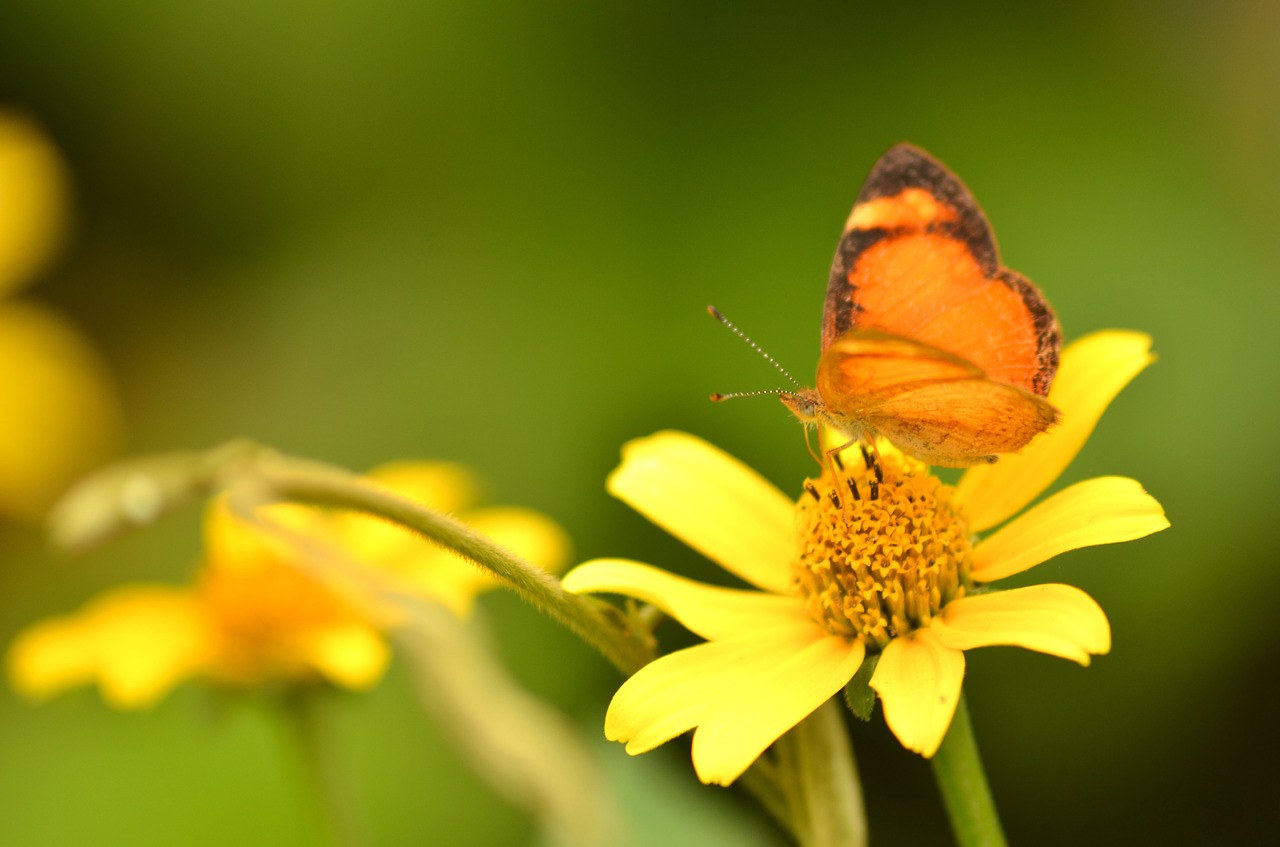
top-left (816, 330), bottom-right (1059, 467)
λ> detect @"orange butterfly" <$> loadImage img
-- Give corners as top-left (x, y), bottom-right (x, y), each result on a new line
top-left (778, 144), bottom-right (1061, 467)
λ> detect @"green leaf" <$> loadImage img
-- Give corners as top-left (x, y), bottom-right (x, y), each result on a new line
top-left (843, 653), bottom-right (879, 721)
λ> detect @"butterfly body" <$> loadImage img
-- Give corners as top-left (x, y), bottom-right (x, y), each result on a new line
top-left (785, 144), bottom-right (1061, 468)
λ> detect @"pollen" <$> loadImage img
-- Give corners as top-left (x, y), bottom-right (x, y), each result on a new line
top-left (792, 452), bottom-right (973, 649)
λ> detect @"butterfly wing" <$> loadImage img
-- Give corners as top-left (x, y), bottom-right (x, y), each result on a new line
top-left (821, 144), bottom-right (1060, 397)
top-left (816, 330), bottom-right (1059, 467)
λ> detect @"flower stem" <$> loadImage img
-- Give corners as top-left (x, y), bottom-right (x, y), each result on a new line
top-left (285, 689), bottom-right (372, 847)
top-left (737, 757), bottom-right (793, 836)
top-left (930, 693), bottom-right (1007, 847)
top-left (240, 455), bottom-right (654, 675)
top-left (774, 699), bottom-right (868, 847)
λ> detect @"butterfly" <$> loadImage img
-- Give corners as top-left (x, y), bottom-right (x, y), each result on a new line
top-left (779, 143), bottom-right (1062, 468)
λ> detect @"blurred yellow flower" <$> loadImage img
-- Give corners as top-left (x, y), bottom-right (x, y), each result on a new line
top-left (0, 112), bottom-right (122, 522)
top-left (564, 330), bottom-right (1169, 785)
top-left (327, 461), bottom-right (571, 617)
top-left (7, 462), bottom-right (570, 708)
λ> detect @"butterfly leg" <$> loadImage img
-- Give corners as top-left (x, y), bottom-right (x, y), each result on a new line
top-left (802, 424), bottom-right (823, 467)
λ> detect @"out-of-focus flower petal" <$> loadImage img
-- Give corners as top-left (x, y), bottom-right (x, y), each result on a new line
top-left (6, 585), bottom-right (211, 709)
top-left (0, 301), bottom-right (122, 522)
top-left (0, 113), bottom-right (67, 297)
top-left (303, 623), bottom-right (391, 690)
top-left (333, 463), bottom-right (571, 615)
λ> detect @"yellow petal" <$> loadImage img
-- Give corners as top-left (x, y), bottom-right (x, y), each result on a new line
top-left (870, 629), bottom-right (965, 757)
top-left (956, 331), bottom-right (1155, 531)
top-left (971, 476), bottom-right (1169, 581)
top-left (607, 431), bottom-right (795, 593)
top-left (605, 635), bottom-right (798, 755)
top-left (0, 301), bottom-right (122, 523)
top-left (562, 559), bottom-right (808, 640)
top-left (303, 623), bottom-right (390, 690)
top-left (604, 623), bottom-right (855, 768)
top-left (0, 113), bottom-right (67, 296)
top-left (931, 584), bottom-right (1110, 664)
top-left (6, 585), bottom-right (211, 709)
top-left (691, 635), bottom-right (865, 786)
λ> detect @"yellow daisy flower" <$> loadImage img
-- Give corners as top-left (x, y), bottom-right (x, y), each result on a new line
top-left (563, 330), bottom-right (1169, 786)
top-left (7, 462), bottom-right (569, 708)
top-left (0, 112), bottom-right (122, 522)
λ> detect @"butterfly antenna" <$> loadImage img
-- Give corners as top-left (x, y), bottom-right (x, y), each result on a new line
top-left (707, 305), bottom-right (802, 389)
top-left (709, 388), bottom-right (787, 402)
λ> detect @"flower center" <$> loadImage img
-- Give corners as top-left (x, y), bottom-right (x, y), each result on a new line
top-left (197, 558), bottom-right (363, 684)
top-left (791, 451), bottom-right (973, 649)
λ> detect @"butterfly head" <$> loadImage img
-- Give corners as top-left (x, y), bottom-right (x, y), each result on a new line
top-left (780, 387), bottom-right (865, 449)
top-left (779, 387), bottom-right (823, 425)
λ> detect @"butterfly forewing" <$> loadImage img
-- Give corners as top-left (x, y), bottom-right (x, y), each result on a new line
top-left (821, 144), bottom-right (1060, 397)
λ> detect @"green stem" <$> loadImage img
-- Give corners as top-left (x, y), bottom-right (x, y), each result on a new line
top-left (242, 457), bottom-right (653, 676)
top-left (737, 756), bottom-right (794, 837)
top-left (285, 689), bottom-right (373, 847)
top-left (775, 699), bottom-right (867, 847)
top-left (930, 693), bottom-right (1007, 847)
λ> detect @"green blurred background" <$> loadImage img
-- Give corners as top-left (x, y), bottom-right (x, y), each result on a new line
top-left (1, 1), bottom-right (1276, 844)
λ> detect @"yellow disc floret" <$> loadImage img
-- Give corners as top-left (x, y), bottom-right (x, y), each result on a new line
top-left (793, 451), bottom-right (973, 648)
